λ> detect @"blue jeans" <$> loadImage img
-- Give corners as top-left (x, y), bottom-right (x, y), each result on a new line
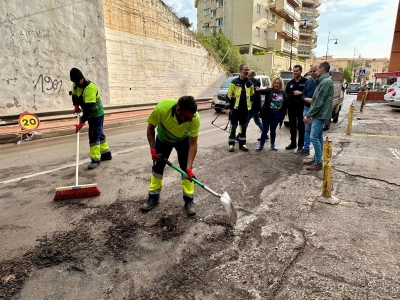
top-left (310, 118), bottom-right (325, 163)
top-left (260, 113), bottom-right (280, 147)
top-left (303, 106), bottom-right (311, 150)
top-left (247, 111), bottom-right (263, 132)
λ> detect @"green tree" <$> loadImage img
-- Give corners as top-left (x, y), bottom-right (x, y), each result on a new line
top-left (196, 30), bottom-right (245, 73)
top-left (347, 61), bottom-right (364, 82)
top-left (338, 67), bottom-right (352, 83)
top-left (179, 17), bottom-right (192, 28)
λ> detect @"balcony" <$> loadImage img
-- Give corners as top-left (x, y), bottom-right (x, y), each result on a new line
top-left (271, 18), bottom-right (299, 41)
top-left (267, 38), bottom-right (297, 54)
top-left (298, 39), bottom-right (317, 49)
top-left (299, 29), bottom-right (317, 39)
top-left (269, 0), bottom-right (300, 22)
top-left (297, 49), bottom-right (311, 57)
top-left (302, 0), bottom-right (320, 7)
top-left (287, 0), bottom-right (301, 7)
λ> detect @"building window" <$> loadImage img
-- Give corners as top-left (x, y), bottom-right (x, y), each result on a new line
top-left (203, 9), bottom-right (210, 15)
top-left (217, 0), bottom-right (223, 7)
top-left (264, 30), bottom-right (268, 39)
top-left (203, 23), bottom-right (209, 28)
top-left (257, 4), bottom-right (261, 13)
top-left (265, 9), bottom-right (269, 18)
top-left (271, 14), bottom-right (276, 21)
top-left (211, 26), bottom-right (216, 34)
top-left (211, 10), bottom-right (216, 17)
top-left (216, 18), bottom-right (223, 26)
top-left (255, 27), bottom-right (260, 36)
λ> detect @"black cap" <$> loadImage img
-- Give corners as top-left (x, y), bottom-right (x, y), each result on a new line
top-left (70, 68), bottom-right (84, 82)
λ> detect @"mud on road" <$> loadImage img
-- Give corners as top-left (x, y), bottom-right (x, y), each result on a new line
top-left (1, 104), bottom-right (400, 300)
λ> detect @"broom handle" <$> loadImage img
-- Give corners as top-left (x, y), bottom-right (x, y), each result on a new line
top-left (75, 114), bottom-right (80, 187)
top-left (164, 159), bottom-right (220, 198)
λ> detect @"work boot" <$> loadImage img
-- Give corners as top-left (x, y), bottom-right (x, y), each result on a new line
top-left (88, 161), bottom-right (100, 170)
top-left (101, 152), bottom-right (112, 161)
top-left (229, 145), bottom-right (234, 152)
top-left (239, 145), bottom-right (249, 152)
top-left (235, 135), bottom-right (239, 141)
top-left (141, 195), bottom-right (159, 212)
top-left (306, 162), bottom-right (323, 171)
top-left (285, 143), bottom-right (297, 150)
top-left (303, 159), bottom-right (315, 165)
top-left (184, 200), bottom-right (196, 216)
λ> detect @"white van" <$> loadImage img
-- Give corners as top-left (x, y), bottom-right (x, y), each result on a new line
top-left (211, 75), bottom-right (271, 113)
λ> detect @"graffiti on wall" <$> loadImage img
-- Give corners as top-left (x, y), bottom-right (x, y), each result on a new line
top-left (34, 74), bottom-right (62, 93)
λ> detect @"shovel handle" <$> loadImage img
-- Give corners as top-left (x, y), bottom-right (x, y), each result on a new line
top-left (163, 159), bottom-right (203, 187)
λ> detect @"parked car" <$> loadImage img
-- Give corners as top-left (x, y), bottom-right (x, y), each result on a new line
top-left (211, 75), bottom-right (271, 113)
top-left (346, 82), bottom-right (361, 94)
top-left (384, 82), bottom-right (400, 101)
top-left (385, 87), bottom-right (400, 107)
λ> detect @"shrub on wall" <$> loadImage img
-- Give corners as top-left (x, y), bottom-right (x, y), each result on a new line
top-left (195, 31), bottom-right (245, 74)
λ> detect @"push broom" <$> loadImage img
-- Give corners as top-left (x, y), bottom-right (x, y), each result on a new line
top-left (54, 113), bottom-right (100, 200)
top-left (162, 157), bottom-right (237, 225)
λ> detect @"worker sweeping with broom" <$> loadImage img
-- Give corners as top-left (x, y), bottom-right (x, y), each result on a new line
top-left (141, 96), bottom-right (200, 216)
top-left (69, 67), bottom-right (112, 170)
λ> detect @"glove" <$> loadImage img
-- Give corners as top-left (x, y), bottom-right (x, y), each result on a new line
top-left (186, 169), bottom-right (196, 182)
top-left (150, 149), bottom-right (160, 162)
top-left (75, 123), bottom-right (84, 133)
top-left (74, 105), bottom-right (80, 113)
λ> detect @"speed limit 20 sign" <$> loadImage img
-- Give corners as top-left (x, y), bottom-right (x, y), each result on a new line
top-left (18, 112), bottom-right (40, 131)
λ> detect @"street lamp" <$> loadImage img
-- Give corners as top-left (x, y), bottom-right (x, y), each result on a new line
top-left (351, 48), bottom-right (361, 82)
top-left (325, 30), bottom-right (338, 61)
top-left (288, 17), bottom-right (308, 71)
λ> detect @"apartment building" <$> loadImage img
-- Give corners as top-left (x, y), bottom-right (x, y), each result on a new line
top-left (194, 0), bottom-right (320, 61)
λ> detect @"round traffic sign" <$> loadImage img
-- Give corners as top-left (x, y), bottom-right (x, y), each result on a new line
top-left (18, 112), bottom-right (40, 131)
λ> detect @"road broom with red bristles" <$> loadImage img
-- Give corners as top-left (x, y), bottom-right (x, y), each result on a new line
top-left (54, 114), bottom-right (100, 200)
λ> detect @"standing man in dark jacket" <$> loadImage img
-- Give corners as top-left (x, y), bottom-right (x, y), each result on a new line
top-left (284, 64), bottom-right (308, 151)
top-left (225, 63), bottom-right (254, 152)
top-left (297, 64), bottom-right (318, 155)
top-left (70, 68), bottom-right (112, 170)
top-left (236, 70), bottom-right (264, 141)
top-left (304, 62), bottom-right (334, 171)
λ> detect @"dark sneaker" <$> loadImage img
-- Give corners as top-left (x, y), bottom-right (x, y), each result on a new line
top-left (239, 145), bottom-right (249, 152)
top-left (255, 145), bottom-right (263, 152)
top-left (101, 152), bottom-right (112, 161)
top-left (270, 145), bottom-right (278, 151)
top-left (88, 161), bottom-right (100, 169)
top-left (141, 196), bottom-right (159, 212)
top-left (303, 159), bottom-right (315, 166)
top-left (285, 143), bottom-right (297, 150)
top-left (229, 145), bottom-right (234, 152)
top-left (296, 148), bottom-right (310, 155)
top-left (184, 202), bottom-right (196, 216)
top-left (323, 126), bottom-right (330, 131)
top-left (306, 162), bottom-right (322, 170)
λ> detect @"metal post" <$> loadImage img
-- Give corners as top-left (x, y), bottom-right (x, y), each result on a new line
top-left (325, 30), bottom-right (330, 61)
top-left (322, 139), bottom-right (332, 198)
top-left (351, 48), bottom-right (356, 83)
top-left (346, 104), bottom-right (354, 135)
top-left (288, 5), bottom-right (295, 71)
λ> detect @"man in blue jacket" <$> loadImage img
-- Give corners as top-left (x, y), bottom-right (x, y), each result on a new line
top-left (303, 62), bottom-right (334, 170)
top-left (297, 64), bottom-right (317, 155)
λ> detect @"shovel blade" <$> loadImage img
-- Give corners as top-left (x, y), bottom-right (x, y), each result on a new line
top-left (220, 191), bottom-right (237, 225)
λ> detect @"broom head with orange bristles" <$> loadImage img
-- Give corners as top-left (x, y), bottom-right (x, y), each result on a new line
top-left (54, 184), bottom-right (100, 201)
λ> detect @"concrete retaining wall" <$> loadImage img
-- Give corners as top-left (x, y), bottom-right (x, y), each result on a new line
top-left (0, 0), bottom-right (226, 114)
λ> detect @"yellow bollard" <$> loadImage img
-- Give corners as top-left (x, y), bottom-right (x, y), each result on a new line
top-left (346, 104), bottom-right (354, 135)
top-left (360, 91), bottom-right (368, 112)
top-left (321, 139), bottom-right (332, 198)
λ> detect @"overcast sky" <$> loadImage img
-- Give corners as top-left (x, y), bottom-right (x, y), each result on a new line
top-left (162, 0), bottom-right (398, 59)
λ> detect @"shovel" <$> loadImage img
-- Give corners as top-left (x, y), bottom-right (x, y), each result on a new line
top-left (163, 158), bottom-right (237, 225)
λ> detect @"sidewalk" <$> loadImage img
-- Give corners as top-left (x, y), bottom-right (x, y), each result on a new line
top-left (0, 102), bottom-right (212, 144)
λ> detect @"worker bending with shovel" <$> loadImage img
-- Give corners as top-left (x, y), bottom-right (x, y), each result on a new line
top-left (141, 96), bottom-right (200, 216)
